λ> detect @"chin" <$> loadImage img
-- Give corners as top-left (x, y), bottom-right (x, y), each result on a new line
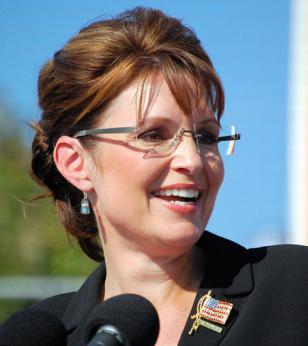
top-left (160, 222), bottom-right (204, 250)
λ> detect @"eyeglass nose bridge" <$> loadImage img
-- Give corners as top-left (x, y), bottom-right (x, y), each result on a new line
top-left (174, 127), bottom-right (201, 154)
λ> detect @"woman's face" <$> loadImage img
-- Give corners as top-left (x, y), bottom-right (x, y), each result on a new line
top-left (88, 76), bottom-right (224, 257)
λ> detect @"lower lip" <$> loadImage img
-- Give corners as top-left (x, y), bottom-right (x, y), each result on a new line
top-left (157, 198), bottom-right (199, 214)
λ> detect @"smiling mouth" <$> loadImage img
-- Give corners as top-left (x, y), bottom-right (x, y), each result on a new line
top-left (152, 189), bottom-right (201, 205)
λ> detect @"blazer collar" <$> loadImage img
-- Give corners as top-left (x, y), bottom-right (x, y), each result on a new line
top-left (197, 230), bottom-right (254, 296)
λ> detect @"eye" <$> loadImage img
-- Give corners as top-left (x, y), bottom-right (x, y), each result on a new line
top-left (137, 129), bottom-right (168, 143)
top-left (196, 131), bottom-right (218, 145)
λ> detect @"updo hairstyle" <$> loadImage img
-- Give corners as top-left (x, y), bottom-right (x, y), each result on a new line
top-left (31, 7), bottom-right (225, 262)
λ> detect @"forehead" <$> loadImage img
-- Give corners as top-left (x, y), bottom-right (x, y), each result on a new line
top-left (101, 74), bottom-right (215, 128)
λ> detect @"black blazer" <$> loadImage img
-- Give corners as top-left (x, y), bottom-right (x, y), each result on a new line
top-left (13, 232), bottom-right (308, 345)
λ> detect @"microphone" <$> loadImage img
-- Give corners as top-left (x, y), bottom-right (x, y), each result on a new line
top-left (0, 307), bottom-right (67, 346)
top-left (84, 294), bottom-right (159, 346)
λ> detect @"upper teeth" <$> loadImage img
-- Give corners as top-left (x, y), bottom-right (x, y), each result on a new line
top-left (153, 189), bottom-right (199, 198)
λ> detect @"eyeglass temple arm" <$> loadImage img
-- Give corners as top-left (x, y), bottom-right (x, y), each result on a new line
top-left (74, 127), bottom-right (136, 138)
top-left (216, 133), bottom-right (241, 142)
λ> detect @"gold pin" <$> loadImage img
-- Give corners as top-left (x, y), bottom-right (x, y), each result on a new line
top-left (189, 290), bottom-right (233, 335)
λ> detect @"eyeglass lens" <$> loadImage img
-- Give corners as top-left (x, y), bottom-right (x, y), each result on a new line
top-left (132, 126), bottom-right (239, 158)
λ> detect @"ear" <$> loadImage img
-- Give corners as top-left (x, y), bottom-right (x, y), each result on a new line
top-left (53, 136), bottom-right (93, 192)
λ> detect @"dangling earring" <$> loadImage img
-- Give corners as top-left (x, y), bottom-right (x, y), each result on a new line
top-left (80, 191), bottom-right (90, 215)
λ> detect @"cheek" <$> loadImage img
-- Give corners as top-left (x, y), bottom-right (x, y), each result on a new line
top-left (203, 153), bottom-right (224, 191)
top-left (92, 146), bottom-right (162, 208)
top-left (201, 154), bottom-right (224, 226)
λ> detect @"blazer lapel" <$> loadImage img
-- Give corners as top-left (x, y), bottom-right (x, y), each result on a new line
top-left (178, 231), bottom-right (254, 345)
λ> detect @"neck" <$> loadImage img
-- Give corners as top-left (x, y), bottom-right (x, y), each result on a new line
top-left (99, 228), bottom-right (206, 346)
top-left (102, 242), bottom-right (205, 306)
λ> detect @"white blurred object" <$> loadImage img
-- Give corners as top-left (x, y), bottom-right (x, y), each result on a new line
top-left (226, 125), bottom-right (236, 155)
top-left (287, 0), bottom-right (308, 244)
top-left (0, 276), bottom-right (85, 300)
top-left (244, 224), bottom-right (284, 248)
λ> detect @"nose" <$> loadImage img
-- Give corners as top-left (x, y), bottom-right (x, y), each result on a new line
top-left (170, 133), bottom-right (204, 175)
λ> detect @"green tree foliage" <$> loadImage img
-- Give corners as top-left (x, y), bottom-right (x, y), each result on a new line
top-left (0, 103), bottom-right (97, 321)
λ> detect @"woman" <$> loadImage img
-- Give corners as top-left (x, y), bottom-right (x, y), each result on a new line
top-left (9, 7), bottom-right (308, 346)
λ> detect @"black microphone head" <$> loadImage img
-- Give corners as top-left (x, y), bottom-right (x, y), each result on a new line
top-left (0, 307), bottom-right (67, 346)
top-left (84, 294), bottom-right (159, 346)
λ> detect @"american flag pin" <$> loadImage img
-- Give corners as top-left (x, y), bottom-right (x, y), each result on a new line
top-left (189, 290), bottom-right (233, 335)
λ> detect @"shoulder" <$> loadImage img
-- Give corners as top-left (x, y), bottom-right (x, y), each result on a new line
top-left (248, 243), bottom-right (308, 270)
top-left (247, 243), bottom-right (308, 294)
top-left (203, 230), bottom-right (308, 274)
top-left (201, 231), bottom-right (308, 293)
top-left (32, 292), bottom-right (76, 319)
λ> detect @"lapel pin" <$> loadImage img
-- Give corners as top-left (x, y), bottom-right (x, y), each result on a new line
top-left (189, 290), bottom-right (233, 335)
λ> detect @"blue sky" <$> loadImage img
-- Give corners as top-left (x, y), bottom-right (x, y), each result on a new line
top-left (0, 0), bottom-right (290, 246)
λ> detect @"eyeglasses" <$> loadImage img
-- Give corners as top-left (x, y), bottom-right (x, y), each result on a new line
top-left (74, 125), bottom-right (241, 158)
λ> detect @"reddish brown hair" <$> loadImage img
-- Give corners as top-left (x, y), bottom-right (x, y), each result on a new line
top-left (31, 7), bottom-right (225, 262)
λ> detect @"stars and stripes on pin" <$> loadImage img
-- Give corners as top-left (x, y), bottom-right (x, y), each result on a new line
top-left (189, 290), bottom-right (233, 335)
top-left (200, 293), bottom-right (233, 325)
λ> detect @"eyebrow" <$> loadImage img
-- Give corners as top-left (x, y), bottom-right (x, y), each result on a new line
top-left (138, 116), bottom-right (178, 128)
top-left (138, 116), bottom-right (219, 128)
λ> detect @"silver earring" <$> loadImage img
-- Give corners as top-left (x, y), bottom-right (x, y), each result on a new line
top-left (80, 192), bottom-right (90, 215)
